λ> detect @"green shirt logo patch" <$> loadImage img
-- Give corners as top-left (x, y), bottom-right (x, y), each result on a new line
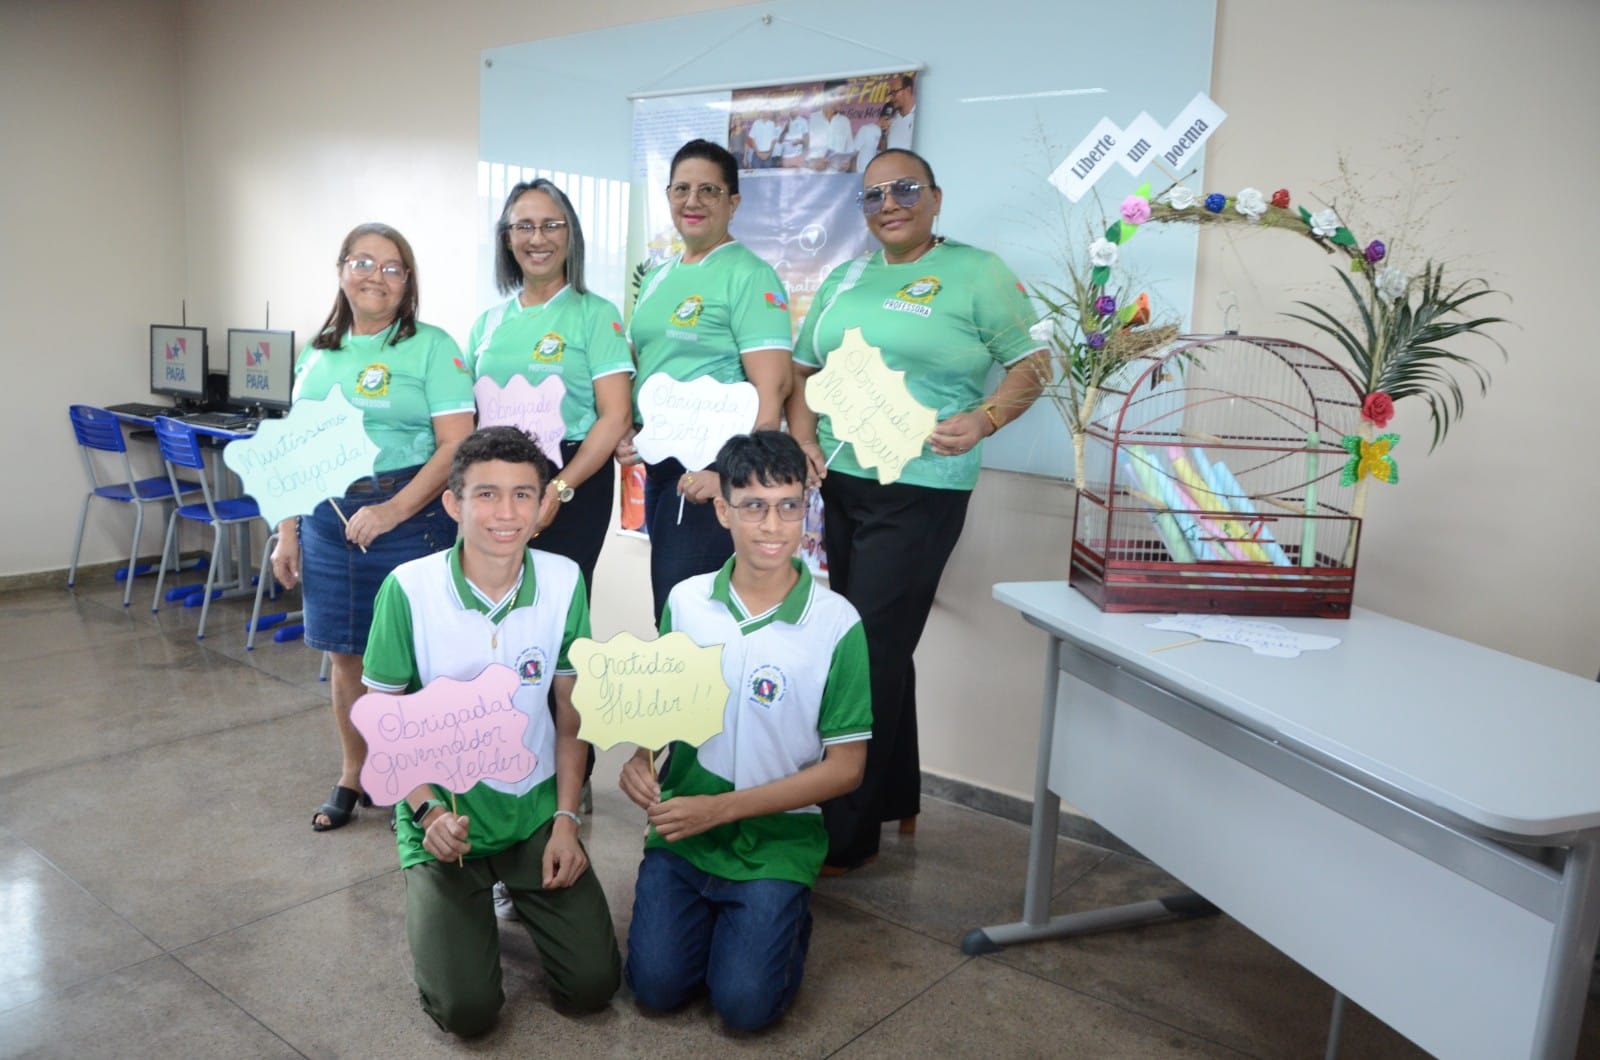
top-left (532, 332), bottom-right (565, 364)
top-left (898, 277), bottom-right (941, 304)
top-left (356, 363), bottom-right (391, 398)
top-left (670, 296), bottom-right (704, 327)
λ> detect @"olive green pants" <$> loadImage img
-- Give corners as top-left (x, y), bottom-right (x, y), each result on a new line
top-left (404, 822), bottom-right (621, 1036)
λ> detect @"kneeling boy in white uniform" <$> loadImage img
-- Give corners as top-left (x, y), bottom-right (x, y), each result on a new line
top-left (363, 425), bottom-right (621, 1037)
top-left (620, 430), bottom-right (871, 1031)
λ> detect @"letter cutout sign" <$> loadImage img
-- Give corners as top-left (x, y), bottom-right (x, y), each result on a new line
top-left (221, 388), bottom-right (380, 526)
top-left (633, 375), bottom-right (759, 471)
top-left (474, 375), bottom-right (567, 468)
top-left (567, 631), bottom-right (730, 751)
top-left (806, 327), bottom-right (937, 484)
top-left (1049, 93), bottom-right (1228, 203)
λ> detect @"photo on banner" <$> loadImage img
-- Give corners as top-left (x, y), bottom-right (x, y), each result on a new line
top-left (623, 69), bottom-right (922, 571)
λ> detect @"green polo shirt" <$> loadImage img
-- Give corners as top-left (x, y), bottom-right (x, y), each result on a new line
top-left (646, 556), bottom-right (872, 885)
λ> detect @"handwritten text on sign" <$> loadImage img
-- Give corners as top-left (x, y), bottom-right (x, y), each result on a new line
top-left (474, 374), bottom-right (567, 468)
top-left (1147, 615), bottom-right (1341, 659)
top-left (221, 388), bottom-right (380, 526)
top-left (567, 631), bottom-right (730, 751)
top-left (806, 327), bottom-right (936, 485)
top-left (350, 665), bottom-right (535, 802)
top-left (633, 375), bottom-right (758, 471)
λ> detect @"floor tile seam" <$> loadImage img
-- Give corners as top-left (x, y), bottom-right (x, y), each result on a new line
top-left (167, 864), bottom-right (403, 954)
top-left (0, 699), bottom-right (333, 794)
top-left (821, 953), bottom-right (976, 1057)
top-left (1049, 847), bottom-right (1115, 900)
top-left (164, 949), bottom-right (315, 1059)
top-left (974, 952), bottom-right (1264, 1059)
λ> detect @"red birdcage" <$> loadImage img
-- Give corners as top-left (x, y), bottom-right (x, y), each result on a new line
top-left (1070, 334), bottom-right (1363, 617)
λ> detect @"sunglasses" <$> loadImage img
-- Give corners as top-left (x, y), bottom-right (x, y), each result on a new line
top-left (857, 178), bottom-right (927, 215)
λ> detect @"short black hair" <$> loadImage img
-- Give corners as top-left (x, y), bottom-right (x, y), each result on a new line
top-left (867, 147), bottom-right (937, 190)
top-left (671, 138), bottom-right (739, 196)
top-left (715, 430), bottom-right (808, 500)
top-left (447, 426), bottom-right (553, 497)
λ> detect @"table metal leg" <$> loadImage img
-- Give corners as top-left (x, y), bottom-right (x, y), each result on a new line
top-left (963, 634), bottom-right (1220, 955)
top-left (1533, 837), bottom-right (1600, 1058)
top-left (1324, 991), bottom-right (1346, 1060)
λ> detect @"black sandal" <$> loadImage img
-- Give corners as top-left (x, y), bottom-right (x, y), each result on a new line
top-left (311, 785), bottom-right (370, 832)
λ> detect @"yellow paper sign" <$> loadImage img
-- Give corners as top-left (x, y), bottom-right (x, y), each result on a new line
top-left (567, 631), bottom-right (730, 751)
top-left (805, 327), bottom-right (937, 484)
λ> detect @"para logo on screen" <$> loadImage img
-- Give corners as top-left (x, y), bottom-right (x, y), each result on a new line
top-left (165, 337), bottom-right (187, 381)
top-left (245, 341), bottom-right (271, 392)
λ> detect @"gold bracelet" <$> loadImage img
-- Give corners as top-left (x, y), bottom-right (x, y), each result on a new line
top-left (980, 404), bottom-right (1003, 434)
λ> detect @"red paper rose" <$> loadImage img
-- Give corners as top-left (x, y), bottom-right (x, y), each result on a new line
top-left (1270, 188), bottom-right (1290, 209)
top-left (1361, 391), bottom-right (1395, 428)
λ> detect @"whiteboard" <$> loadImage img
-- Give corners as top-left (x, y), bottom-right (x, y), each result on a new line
top-left (480, 0), bottom-right (1217, 478)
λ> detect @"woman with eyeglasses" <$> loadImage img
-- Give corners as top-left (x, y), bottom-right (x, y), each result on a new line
top-left (787, 149), bottom-right (1049, 873)
top-left (469, 180), bottom-right (634, 599)
top-left (618, 138), bottom-right (794, 620)
top-left (271, 222), bottom-right (476, 833)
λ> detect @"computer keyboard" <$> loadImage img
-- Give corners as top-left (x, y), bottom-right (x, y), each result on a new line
top-left (105, 401), bottom-right (173, 419)
top-left (183, 411), bottom-right (252, 430)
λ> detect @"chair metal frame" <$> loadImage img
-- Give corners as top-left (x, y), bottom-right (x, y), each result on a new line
top-left (66, 405), bottom-right (201, 606)
top-left (149, 416), bottom-right (264, 639)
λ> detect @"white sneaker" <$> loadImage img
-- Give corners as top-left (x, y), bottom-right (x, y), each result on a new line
top-left (493, 881), bottom-right (516, 921)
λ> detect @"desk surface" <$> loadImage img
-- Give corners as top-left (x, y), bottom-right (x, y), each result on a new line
top-left (995, 581), bottom-right (1600, 839)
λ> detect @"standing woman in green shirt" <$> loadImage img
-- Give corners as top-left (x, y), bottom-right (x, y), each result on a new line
top-left (469, 178), bottom-right (634, 599)
top-left (270, 222), bottom-right (477, 833)
top-left (616, 139), bottom-right (795, 620)
top-left (786, 150), bottom-right (1050, 872)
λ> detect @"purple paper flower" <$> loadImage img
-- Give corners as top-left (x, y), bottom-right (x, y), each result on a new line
top-left (1086, 331), bottom-right (1107, 349)
top-left (1094, 295), bottom-right (1117, 317)
top-left (1364, 240), bottom-right (1387, 264)
top-left (1204, 193), bottom-right (1226, 213)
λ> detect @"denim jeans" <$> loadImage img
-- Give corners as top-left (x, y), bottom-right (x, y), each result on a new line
top-left (625, 847), bottom-right (812, 1031)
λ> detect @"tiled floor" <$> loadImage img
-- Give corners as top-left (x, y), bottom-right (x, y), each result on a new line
top-left (3, 575), bottom-right (1597, 1058)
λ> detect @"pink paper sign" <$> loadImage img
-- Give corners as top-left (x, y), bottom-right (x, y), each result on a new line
top-left (351, 664), bottom-right (536, 804)
top-left (474, 375), bottom-right (567, 468)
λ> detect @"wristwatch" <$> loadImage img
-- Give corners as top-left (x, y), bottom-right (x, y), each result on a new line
top-left (551, 477), bottom-right (574, 503)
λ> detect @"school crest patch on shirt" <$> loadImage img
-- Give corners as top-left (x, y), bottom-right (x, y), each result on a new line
top-left (356, 363), bottom-right (391, 398)
top-left (897, 277), bottom-right (941, 304)
top-left (532, 332), bottom-right (565, 363)
top-left (670, 296), bottom-right (704, 327)
top-left (748, 663), bottom-right (787, 708)
top-left (516, 646), bottom-right (548, 685)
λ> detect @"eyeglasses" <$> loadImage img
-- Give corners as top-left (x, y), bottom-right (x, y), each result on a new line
top-left (504, 220), bottom-right (569, 236)
top-left (858, 178), bottom-right (926, 215)
top-left (730, 498), bottom-right (806, 523)
top-left (343, 256), bottom-right (407, 280)
top-left (667, 182), bottom-right (727, 203)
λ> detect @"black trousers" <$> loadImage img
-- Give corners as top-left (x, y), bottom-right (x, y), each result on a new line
top-left (533, 439), bottom-right (614, 604)
top-left (818, 471), bottom-right (971, 867)
top-left (643, 457), bottom-right (734, 623)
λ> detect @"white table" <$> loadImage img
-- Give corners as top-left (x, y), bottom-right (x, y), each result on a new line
top-left (967, 582), bottom-right (1600, 1059)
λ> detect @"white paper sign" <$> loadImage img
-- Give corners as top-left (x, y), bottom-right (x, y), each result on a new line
top-left (1048, 94), bottom-right (1229, 201)
top-left (221, 388), bottom-right (381, 526)
top-left (633, 375), bottom-right (759, 471)
top-left (1153, 92), bottom-right (1227, 174)
top-left (1116, 112), bottom-right (1166, 175)
top-left (1147, 614), bottom-right (1340, 659)
top-left (474, 375), bottom-right (567, 469)
top-left (1048, 116), bottom-right (1124, 204)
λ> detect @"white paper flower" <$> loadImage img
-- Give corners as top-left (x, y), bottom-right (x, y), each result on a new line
top-left (1161, 185), bottom-right (1198, 211)
top-left (1234, 187), bottom-right (1267, 220)
top-left (1089, 239), bottom-right (1119, 268)
top-left (1376, 266), bottom-right (1409, 302)
top-left (1309, 208), bottom-right (1341, 238)
top-left (1029, 319), bottom-right (1056, 345)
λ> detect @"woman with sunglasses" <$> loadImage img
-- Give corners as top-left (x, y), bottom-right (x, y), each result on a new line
top-left (271, 222), bottom-right (476, 832)
top-left (469, 179), bottom-right (634, 599)
top-left (618, 139), bottom-right (794, 620)
top-left (787, 150), bottom-right (1049, 873)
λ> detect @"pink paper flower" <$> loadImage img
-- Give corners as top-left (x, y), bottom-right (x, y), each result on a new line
top-left (1120, 195), bottom-right (1152, 225)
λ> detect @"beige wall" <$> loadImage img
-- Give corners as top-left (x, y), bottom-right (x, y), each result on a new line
top-left (6, 0), bottom-right (1597, 803)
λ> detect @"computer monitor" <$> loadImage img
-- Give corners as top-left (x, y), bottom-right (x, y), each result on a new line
top-left (227, 328), bottom-right (297, 412)
top-left (150, 325), bottom-right (208, 401)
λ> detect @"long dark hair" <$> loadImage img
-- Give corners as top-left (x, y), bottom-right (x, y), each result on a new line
top-left (312, 222), bottom-right (420, 349)
top-left (493, 179), bottom-right (587, 297)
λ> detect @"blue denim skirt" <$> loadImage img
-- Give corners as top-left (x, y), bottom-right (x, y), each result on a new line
top-left (299, 466), bottom-right (454, 655)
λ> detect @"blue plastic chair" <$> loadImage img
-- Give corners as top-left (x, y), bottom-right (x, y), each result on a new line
top-left (67, 405), bottom-right (202, 606)
top-left (149, 416), bottom-right (264, 639)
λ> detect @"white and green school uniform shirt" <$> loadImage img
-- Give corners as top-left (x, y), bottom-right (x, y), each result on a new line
top-left (292, 322), bottom-right (475, 473)
top-left (362, 541), bottom-right (589, 870)
top-left (467, 286), bottom-right (635, 441)
top-left (649, 557), bottom-right (872, 885)
top-left (627, 241), bottom-right (794, 422)
top-left (793, 240), bottom-right (1044, 491)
